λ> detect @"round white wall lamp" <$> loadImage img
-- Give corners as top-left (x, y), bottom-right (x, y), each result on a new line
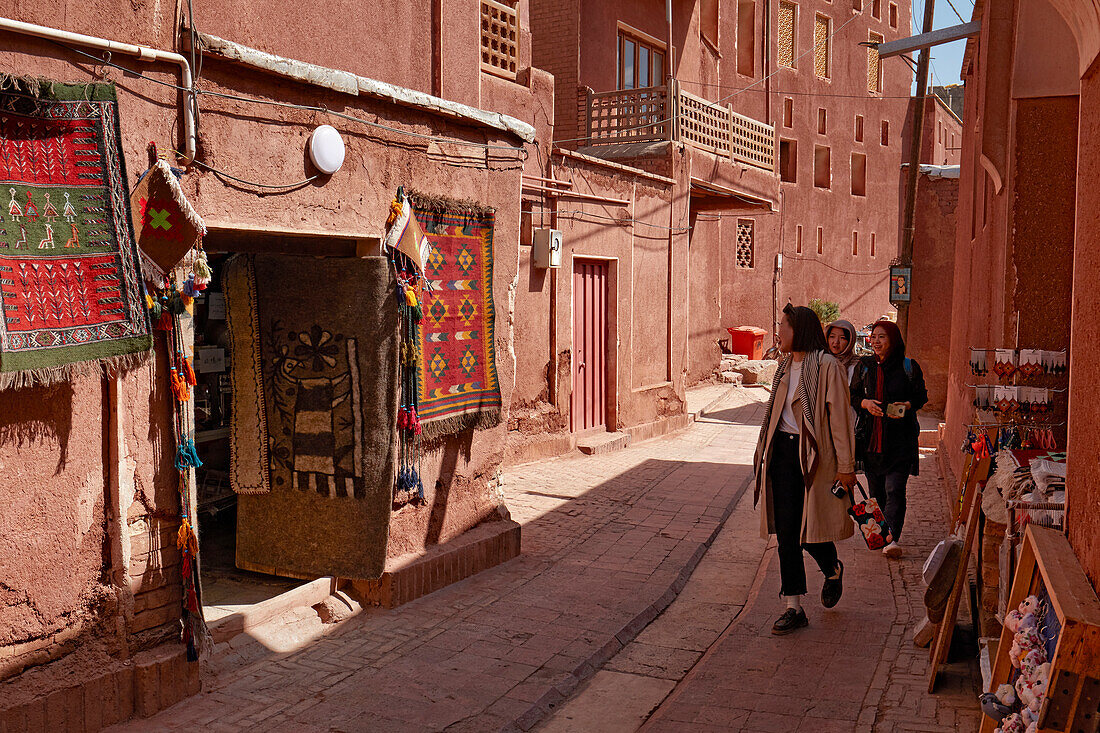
top-left (309, 125), bottom-right (345, 175)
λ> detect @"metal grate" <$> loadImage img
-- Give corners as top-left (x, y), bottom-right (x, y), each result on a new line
top-left (586, 85), bottom-right (671, 144)
top-left (814, 15), bottom-right (830, 79)
top-left (868, 32), bottom-right (884, 92)
top-left (678, 89), bottom-right (733, 156)
top-left (778, 2), bottom-right (796, 67)
top-left (736, 219), bottom-right (755, 268)
top-left (481, 0), bottom-right (519, 80)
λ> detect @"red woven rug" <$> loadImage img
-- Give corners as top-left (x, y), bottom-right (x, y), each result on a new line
top-left (413, 203), bottom-right (501, 440)
top-left (0, 82), bottom-right (150, 388)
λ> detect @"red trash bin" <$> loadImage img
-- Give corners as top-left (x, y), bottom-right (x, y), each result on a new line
top-left (726, 326), bottom-right (767, 360)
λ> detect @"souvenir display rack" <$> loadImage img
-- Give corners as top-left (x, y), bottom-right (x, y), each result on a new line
top-left (979, 525), bottom-right (1100, 733)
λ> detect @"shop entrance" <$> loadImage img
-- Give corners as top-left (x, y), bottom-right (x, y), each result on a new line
top-left (571, 259), bottom-right (609, 432)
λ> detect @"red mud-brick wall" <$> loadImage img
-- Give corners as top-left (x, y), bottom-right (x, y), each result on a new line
top-left (531, 0), bottom-right (581, 147)
top-left (908, 172), bottom-right (958, 414)
top-left (1068, 66), bottom-right (1100, 593)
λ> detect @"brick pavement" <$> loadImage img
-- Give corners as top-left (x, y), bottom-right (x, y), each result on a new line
top-left (108, 388), bottom-right (768, 732)
top-left (639, 452), bottom-right (983, 733)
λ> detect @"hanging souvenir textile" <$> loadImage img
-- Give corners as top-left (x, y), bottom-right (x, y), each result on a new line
top-left (993, 349), bottom-right (1017, 379)
top-left (1018, 349), bottom-right (1043, 378)
top-left (130, 157), bottom-right (206, 278)
top-left (383, 187), bottom-right (432, 276)
top-left (969, 348), bottom-right (989, 376)
top-left (0, 81), bottom-right (152, 389)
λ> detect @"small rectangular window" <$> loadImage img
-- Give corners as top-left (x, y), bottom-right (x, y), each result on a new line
top-left (870, 233), bottom-right (877, 256)
top-left (855, 115), bottom-right (864, 142)
top-left (818, 108), bottom-right (827, 134)
top-left (868, 32), bottom-right (884, 93)
top-left (853, 0), bottom-right (863, 11)
top-left (796, 225), bottom-right (803, 254)
top-left (739, 0), bottom-right (757, 76)
top-left (783, 98), bottom-right (794, 127)
top-left (778, 1), bottom-right (797, 68)
top-left (814, 145), bottom-right (831, 189)
top-left (881, 120), bottom-right (890, 145)
top-left (851, 152), bottom-right (867, 195)
top-left (872, 0), bottom-right (881, 18)
top-left (817, 226), bottom-right (824, 255)
top-left (814, 15), bottom-right (831, 79)
top-left (889, 2), bottom-right (899, 27)
top-left (780, 139), bottom-right (798, 182)
top-left (701, 0), bottom-right (720, 48)
top-left (736, 219), bottom-right (755, 268)
top-left (852, 231), bottom-right (859, 255)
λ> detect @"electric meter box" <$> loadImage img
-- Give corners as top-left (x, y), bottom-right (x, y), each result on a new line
top-left (532, 228), bottom-right (563, 269)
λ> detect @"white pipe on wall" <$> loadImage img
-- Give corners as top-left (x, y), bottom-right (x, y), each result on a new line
top-left (0, 16), bottom-right (197, 162)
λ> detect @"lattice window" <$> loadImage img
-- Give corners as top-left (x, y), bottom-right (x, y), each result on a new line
top-left (736, 219), bottom-right (755, 268)
top-left (778, 2), bottom-right (796, 68)
top-left (814, 15), bottom-right (831, 79)
top-left (868, 32), bottom-right (884, 93)
top-left (481, 0), bottom-right (518, 80)
top-left (679, 89), bottom-right (732, 156)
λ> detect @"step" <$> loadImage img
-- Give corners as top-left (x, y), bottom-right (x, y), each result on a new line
top-left (577, 431), bottom-right (631, 455)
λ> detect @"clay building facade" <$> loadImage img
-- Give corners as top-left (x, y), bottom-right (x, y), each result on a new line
top-left (528, 0), bottom-right (914, 410)
top-left (940, 0), bottom-right (1100, 597)
top-left (0, 0), bottom-right (551, 726)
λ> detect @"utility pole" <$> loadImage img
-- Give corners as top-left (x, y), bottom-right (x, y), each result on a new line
top-left (896, 0), bottom-right (936, 340)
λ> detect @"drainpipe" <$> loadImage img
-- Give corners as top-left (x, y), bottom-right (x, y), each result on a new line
top-left (0, 16), bottom-right (197, 163)
top-left (667, 0), bottom-right (675, 79)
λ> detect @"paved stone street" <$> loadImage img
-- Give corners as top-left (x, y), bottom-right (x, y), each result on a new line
top-left (111, 387), bottom-right (766, 732)
top-left (108, 387), bottom-right (981, 732)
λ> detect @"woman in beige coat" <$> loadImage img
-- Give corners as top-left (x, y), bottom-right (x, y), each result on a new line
top-left (754, 304), bottom-right (857, 635)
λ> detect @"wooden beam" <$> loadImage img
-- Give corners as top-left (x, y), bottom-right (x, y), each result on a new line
top-left (875, 21), bottom-right (981, 58)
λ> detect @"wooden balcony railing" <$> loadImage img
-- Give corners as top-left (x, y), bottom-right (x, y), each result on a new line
top-left (582, 81), bottom-right (776, 172)
top-left (481, 0), bottom-right (519, 80)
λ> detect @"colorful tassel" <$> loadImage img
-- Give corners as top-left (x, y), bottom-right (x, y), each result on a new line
top-left (156, 309), bottom-right (174, 332)
top-left (168, 288), bottom-right (186, 315)
top-left (174, 438), bottom-right (203, 470)
top-left (192, 249), bottom-right (212, 287)
top-left (170, 367), bottom-right (190, 402)
top-left (181, 357), bottom-right (198, 386)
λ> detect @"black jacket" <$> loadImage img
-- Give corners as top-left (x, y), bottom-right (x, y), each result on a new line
top-left (850, 355), bottom-right (928, 474)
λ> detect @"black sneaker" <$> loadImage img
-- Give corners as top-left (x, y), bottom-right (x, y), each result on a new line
top-left (822, 560), bottom-right (844, 609)
top-left (771, 608), bottom-right (808, 635)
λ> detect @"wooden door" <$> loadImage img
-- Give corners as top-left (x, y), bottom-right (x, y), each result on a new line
top-left (571, 260), bottom-right (608, 432)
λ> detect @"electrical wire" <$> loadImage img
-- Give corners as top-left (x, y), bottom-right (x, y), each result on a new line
top-left (781, 254), bottom-right (890, 276)
top-left (185, 157), bottom-right (319, 190)
top-left (552, 209), bottom-right (692, 232)
top-left (943, 0), bottom-right (969, 23)
top-left (553, 10), bottom-right (866, 146)
top-left (56, 42), bottom-right (529, 157)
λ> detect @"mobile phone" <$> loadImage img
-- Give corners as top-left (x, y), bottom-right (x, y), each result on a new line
top-left (886, 403), bottom-right (907, 418)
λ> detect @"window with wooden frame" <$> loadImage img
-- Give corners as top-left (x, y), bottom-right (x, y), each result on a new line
top-left (736, 219), bottom-right (755, 268)
top-left (868, 32), bottom-right (884, 93)
top-left (852, 231), bottom-right (859, 255)
top-left (816, 226), bottom-right (824, 254)
top-left (881, 119), bottom-right (890, 145)
top-left (855, 115), bottom-right (864, 142)
top-left (870, 232), bottom-right (877, 256)
top-left (872, 0), bottom-right (881, 19)
top-left (701, 0), bottom-right (720, 50)
top-left (618, 27), bottom-right (667, 90)
top-left (796, 224), bottom-right (803, 254)
top-left (783, 98), bottom-right (794, 127)
top-left (778, 1), bottom-right (797, 68)
top-left (738, 0), bottom-right (758, 76)
top-left (817, 108), bottom-right (827, 134)
top-left (481, 0), bottom-right (519, 80)
top-left (889, 2), bottom-right (899, 27)
top-left (814, 15), bottom-right (831, 79)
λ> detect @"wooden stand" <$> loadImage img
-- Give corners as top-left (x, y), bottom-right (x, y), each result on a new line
top-left (928, 477), bottom-right (983, 693)
top-left (979, 525), bottom-right (1100, 732)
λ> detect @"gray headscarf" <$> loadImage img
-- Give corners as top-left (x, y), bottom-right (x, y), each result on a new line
top-left (826, 319), bottom-right (860, 371)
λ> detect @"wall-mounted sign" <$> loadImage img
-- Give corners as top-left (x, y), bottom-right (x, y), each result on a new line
top-left (890, 266), bottom-right (912, 304)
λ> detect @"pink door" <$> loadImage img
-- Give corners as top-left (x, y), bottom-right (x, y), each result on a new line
top-left (571, 260), bottom-right (608, 432)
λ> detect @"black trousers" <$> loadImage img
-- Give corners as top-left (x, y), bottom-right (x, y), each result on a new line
top-left (863, 466), bottom-right (909, 541)
top-left (769, 432), bottom-right (839, 597)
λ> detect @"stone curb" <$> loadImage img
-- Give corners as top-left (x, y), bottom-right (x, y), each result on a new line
top-left (501, 469), bottom-right (758, 732)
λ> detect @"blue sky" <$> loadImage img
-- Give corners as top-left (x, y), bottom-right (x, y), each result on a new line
top-left (912, 0), bottom-right (973, 87)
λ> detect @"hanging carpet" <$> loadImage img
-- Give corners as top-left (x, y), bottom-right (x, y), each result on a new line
top-left (0, 82), bottom-right (151, 389)
top-left (411, 198), bottom-right (502, 440)
top-left (225, 254), bottom-right (398, 579)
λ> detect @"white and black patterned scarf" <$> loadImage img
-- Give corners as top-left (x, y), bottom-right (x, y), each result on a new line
top-left (758, 349), bottom-right (824, 448)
